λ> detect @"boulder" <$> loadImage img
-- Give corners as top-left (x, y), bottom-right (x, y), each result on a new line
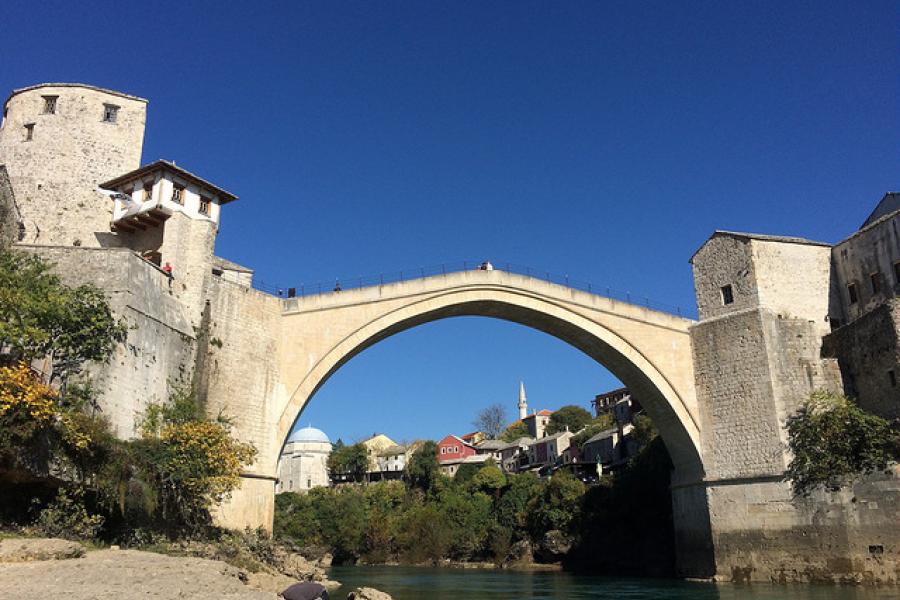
top-left (346, 587), bottom-right (393, 600)
top-left (536, 530), bottom-right (572, 562)
top-left (507, 539), bottom-right (534, 565)
top-left (0, 538), bottom-right (85, 562)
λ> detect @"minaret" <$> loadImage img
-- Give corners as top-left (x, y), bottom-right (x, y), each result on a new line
top-left (518, 381), bottom-right (528, 420)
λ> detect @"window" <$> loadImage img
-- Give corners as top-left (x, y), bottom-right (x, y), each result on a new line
top-left (870, 272), bottom-right (883, 295)
top-left (440, 447), bottom-right (446, 454)
top-left (893, 261), bottom-right (900, 284)
top-left (171, 184), bottom-right (184, 204)
top-left (889, 370), bottom-right (896, 388)
top-left (199, 196), bottom-right (211, 216)
top-left (102, 103), bottom-right (119, 123)
top-left (42, 95), bottom-right (58, 114)
top-left (720, 284), bottom-right (734, 305)
top-left (143, 181), bottom-right (153, 201)
top-left (24, 123), bottom-right (34, 141)
top-left (847, 283), bottom-right (859, 304)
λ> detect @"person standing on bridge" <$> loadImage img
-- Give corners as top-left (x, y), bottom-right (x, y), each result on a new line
top-left (480, 261), bottom-right (494, 271)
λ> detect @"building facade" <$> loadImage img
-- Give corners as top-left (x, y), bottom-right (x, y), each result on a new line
top-left (276, 426), bottom-right (332, 493)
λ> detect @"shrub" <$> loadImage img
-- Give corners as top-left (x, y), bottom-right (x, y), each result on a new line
top-left (35, 486), bottom-right (104, 540)
top-left (786, 391), bottom-right (899, 496)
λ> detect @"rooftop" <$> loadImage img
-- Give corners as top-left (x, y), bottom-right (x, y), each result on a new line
top-left (100, 159), bottom-right (238, 204)
top-left (690, 230), bottom-right (831, 264)
top-left (5, 83), bottom-right (148, 108)
top-left (286, 426), bottom-right (331, 444)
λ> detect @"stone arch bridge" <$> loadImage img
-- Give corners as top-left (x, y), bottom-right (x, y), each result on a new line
top-left (204, 268), bottom-right (707, 545)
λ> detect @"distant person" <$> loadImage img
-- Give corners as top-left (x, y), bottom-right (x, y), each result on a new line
top-left (162, 262), bottom-right (173, 286)
top-left (480, 261), bottom-right (493, 271)
top-left (280, 581), bottom-right (328, 600)
top-left (333, 281), bottom-right (342, 292)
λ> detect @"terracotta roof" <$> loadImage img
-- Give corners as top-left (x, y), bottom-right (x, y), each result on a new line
top-left (99, 159), bottom-right (238, 204)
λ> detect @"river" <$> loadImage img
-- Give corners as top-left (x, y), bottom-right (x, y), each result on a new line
top-left (328, 565), bottom-right (897, 599)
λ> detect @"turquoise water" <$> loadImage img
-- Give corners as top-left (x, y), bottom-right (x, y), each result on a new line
top-left (328, 565), bottom-right (897, 600)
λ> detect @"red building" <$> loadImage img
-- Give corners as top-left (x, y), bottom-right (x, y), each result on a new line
top-left (436, 435), bottom-right (477, 463)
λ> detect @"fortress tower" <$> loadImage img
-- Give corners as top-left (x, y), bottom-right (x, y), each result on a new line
top-left (0, 83), bottom-right (147, 247)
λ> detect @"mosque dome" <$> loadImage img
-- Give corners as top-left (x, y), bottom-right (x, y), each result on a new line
top-left (287, 426), bottom-right (331, 444)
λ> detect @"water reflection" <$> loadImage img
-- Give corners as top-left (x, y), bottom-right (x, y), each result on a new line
top-left (328, 565), bottom-right (896, 600)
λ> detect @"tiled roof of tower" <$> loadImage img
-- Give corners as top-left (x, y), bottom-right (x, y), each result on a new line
top-left (859, 192), bottom-right (900, 229)
top-left (690, 230), bottom-right (831, 263)
top-left (100, 159), bottom-right (238, 203)
top-left (5, 83), bottom-right (149, 108)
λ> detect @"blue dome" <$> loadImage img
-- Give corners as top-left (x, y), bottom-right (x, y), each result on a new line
top-left (287, 426), bottom-right (331, 444)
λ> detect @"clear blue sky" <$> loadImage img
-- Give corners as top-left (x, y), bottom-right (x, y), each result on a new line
top-left (3, 1), bottom-right (897, 443)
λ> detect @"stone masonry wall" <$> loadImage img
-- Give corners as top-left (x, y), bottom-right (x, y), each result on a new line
top-left (0, 84), bottom-right (146, 247)
top-left (0, 165), bottom-right (19, 248)
top-left (201, 277), bottom-right (285, 530)
top-left (831, 212), bottom-right (900, 324)
top-left (17, 245), bottom-right (196, 438)
top-left (692, 235), bottom-right (758, 321)
top-left (707, 470), bottom-right (900, 584)
top-left (752, 240), bottom-right (833, 335)
top-left (691, 308), bottom-right (782, 480)
top-left (823, 298), bottom-right (900, 419)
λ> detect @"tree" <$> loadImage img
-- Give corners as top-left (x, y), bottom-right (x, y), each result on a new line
top-left (327, 443), bottom-right (369, 482)
top-left (405, 440), bottom-right (441, 492)
top-left (131, 387), bottom-right (258, 532)
top-left (786, 391), bottom-right (899, 497)
top-left (501, 421), bottom-right (530, 442)
top-left (545, 405), bottom-right (592, 435)
top-left (571, 413), bottom-right (616, 449)
top-left (471, 464), bottom-right (506, 497)
top-left (526, 469), bottom-right (585, 538)
top-left (0, 250), bottom-right (126, 386)
top-left (473, 404), bottom-right (507, 439)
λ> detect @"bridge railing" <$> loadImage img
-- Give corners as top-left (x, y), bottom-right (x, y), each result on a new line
top-left (252, 260), bottom-right (694, 318)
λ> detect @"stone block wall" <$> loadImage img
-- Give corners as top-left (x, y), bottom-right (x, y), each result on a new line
top-left (831, 212), bottom-right (900, 324)
top-left (0, 84), bottom-right (146, 247)
top-left (823, 298), bottom-right (900, 419)
top-left (0, 165), bottom-right (20, 248)
top-left (706, 470), bottom-right (900, 584)
top-left (692, 235), bottom-right (758, 320)
top-left (17, 245), bottom-right (196, 438)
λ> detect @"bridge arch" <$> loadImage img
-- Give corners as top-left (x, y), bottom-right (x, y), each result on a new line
top-left (276, 282), bottom-right (704, 481)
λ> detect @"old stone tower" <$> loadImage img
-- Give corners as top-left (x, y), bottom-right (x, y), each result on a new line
top-left (0, 84), bottom-right (148, 247)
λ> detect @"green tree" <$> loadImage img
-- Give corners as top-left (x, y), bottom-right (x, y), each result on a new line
top-left (495, 473), bottom-right (543, 533)
top-left (786, 391), bottom-right (899, 496)
top-left (405, 440), bottom-right (441, 492)
top-left (545, 405), bottom-right (592, 435)
top-left (501, 421), bottom-right (530, 442)
top-left (327, 443), bottom-right (369, 482)
top-left (571, 413), bottom-right (616, 449)
top-left (526, 470), bottom-right (585, 538)
top-left (471, 464), bottom-right (506, 498)
top-left (0, 250), bottom-right (126, 386)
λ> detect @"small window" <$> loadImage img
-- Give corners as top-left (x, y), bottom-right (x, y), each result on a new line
top-left (143, 182), bottom-right (153, 201)
top-left (893, 261), bottom-right (900, 284)
top-left (870, 272), bottom-right (883, 294)
top-left (42, 95), bottom-right (58, 114)
top-left (720, 284), bottom-right (734, 305)
top-left (199, 196), bottom-right (211, 216)
top-left (889, 370), bottom-right (896, 388)
top-left (102, 103), bottom-right (119, 123)
top-left (24, 123), bottom-right (34, 141)
top-left (172, 184), bottom-right (184, 204)
top-left (848, 283), bottom-right (859, 304)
